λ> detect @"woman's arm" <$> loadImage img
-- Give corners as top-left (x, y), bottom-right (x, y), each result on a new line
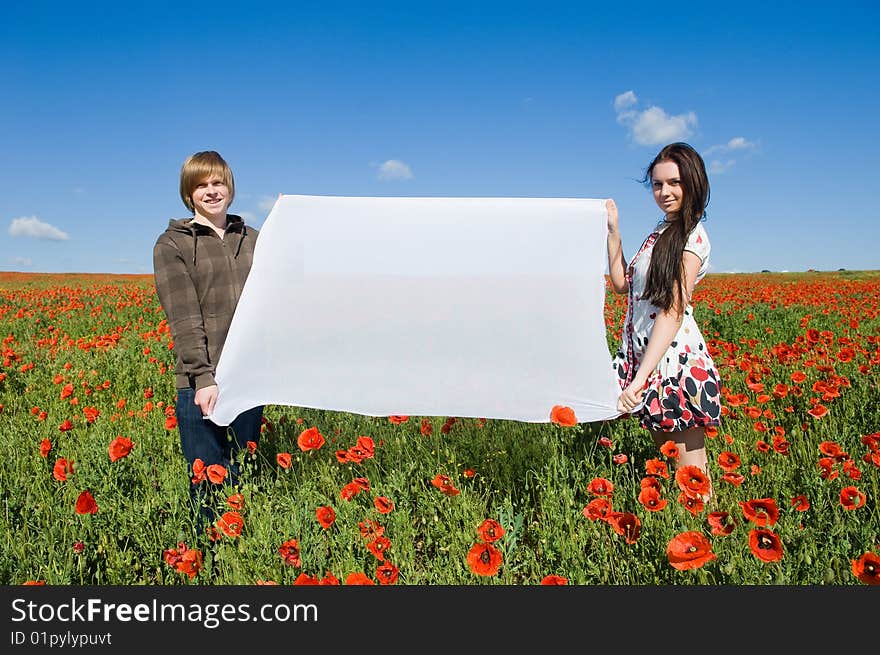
top-left (605, 199), bottom-right (628, 294)
top-left (617, 250), bottom-right (702, 412)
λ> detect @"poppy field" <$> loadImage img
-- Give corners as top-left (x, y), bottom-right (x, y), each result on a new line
top-left (0, 270), bottom-right (878, 585)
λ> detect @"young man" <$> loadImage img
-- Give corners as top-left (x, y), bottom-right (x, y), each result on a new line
top-left (153, 150), bottom-right (263, 532)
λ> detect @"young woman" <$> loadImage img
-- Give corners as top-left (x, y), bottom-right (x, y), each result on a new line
top-left (606, 142), bottom-right (722, 495)
top-left (153, 150), bottom-right (264, 531)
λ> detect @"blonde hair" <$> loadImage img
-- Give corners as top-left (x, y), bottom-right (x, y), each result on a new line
top-left (179, 151), bottom-right (235, 213)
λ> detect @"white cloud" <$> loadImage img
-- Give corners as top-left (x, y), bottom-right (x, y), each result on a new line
top-left (704, 136), bottom-right (757, 156)
top-left (630, 107), bottom-right (697, 146)
top-left (11, 256), bottom-right (32, 267)
top-left (377, 159), bottom-right (413, 181)
top-left (9, 216), bottom-right (70, 240)
top-left (614, 90), bottom-right (637, 112)
top-left (709, 159), bottom-right (736, 174)
top-left (614, 91), bottom-right (697, 146)
top-left (727, 137), bottom-right (755, 150)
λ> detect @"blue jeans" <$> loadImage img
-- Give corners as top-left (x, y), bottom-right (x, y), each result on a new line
top-left (175, 387), bottom-right (264, 531)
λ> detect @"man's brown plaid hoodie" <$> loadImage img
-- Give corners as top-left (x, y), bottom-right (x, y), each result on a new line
top-left (153, 214), bottom-right (259, 391)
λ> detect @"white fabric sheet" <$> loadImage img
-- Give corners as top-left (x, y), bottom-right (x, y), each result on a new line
top-left (209, 195), bottom-right (622, 425)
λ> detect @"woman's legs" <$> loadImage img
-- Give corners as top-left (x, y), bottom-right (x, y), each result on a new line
top-left (651, 426), bottom-right (712, 498)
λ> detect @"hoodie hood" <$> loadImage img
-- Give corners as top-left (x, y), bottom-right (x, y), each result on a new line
top-left (163, 214), bottom-right (248, 265)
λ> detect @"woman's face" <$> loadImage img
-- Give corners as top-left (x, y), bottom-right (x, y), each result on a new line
top-left (651, 160), bottom-right (684, 217)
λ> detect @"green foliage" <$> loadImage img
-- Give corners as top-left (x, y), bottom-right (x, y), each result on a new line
top-left (0, 272), bottom-right (877, 585)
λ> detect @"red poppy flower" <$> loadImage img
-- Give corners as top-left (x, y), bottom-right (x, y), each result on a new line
top-left (851, 552), bottom-right (880, 585)
top-left (467, 542), bottom-right (503, 576)
top-left (376, 561), bottom-right (400, 585)
top-left (216, 511), bottom-right (244, 538)
top-left (374, 496), bottom-right (394, 514)
top-left (540, 574), bottom-right (569, 585)
top-left (608, 512), bottom-right (641, 544)
top-left (164, 416), bottom-right (178, 430)
top-left (640, 476), bottom-right (662, 491)
top-left (678, 493), bottom-right (705, 516)
top-left (320, 572), bottom-right (341, 585)
top-left (82, 406), bottom-right (99, 423)
top-left (666, 531), bottom-right (717, 570)
top-left (645, 458), bottom-right (669, 478)
top-left (297, 426), bottom-right (325, 452)
top-left (344, 572), bottom-right (375, 585)
top-left (59, 419), bottom-right (73, 432)
top-left (356, 435), bottom-right (375, 455)
top-left (717, 451), bottom-right (742, 472)
top-left (739, 498), bottom-right (780, 526)
top-left (315, 505), bottom-right (336, 529)
top-left (707, 511), bottom-right (735, 536)
top-left (108, 436), bottom-right (133, 462)
top-left (819, 440), bottom-right (847, 460)
top-left (419, 417), bottom-right (433, 435)
top-left (340, 482), bottom-right (362, 501)
top-left (191, 458), bottom-right (207, 484)
top-left (53, 457), bottom-right (74, 482)
top-left (39, 439), bottom-right (52, 458)
top-left (807, 404), bottom-right (828, 419)
top-left (772, 435), bottom-right (790, 455)
top-left (75, 490), bottom-right (98, 515)
top-left (839, 486), bottom-right (866, 510)
top-left (278, 539), bottom-right (302, 567)
top-left (430, 474), bottom-right (461, 496)
top-left (276, 452), bottom-right (292, 469)
top-left (638, 486), bottom-right (667, 512)
top-left (598, 436), bottom-right (613, 449)
top-left (586, 477), bottom-right (614, 497)
top-left (463, 468), bottom-right (476, 478)
top-left (817, 457), bottom-right (839, 480)
top-left (358, 520), bottom-right (384, 540)
top-left (227, 493), bottom-right (245, 510)
top-left (163, 543), bottom-right (203, 579)
top-left (476, 519), bottom-right (505, 543)
top-left (722, 472), bottom-right (745, 487)
top-left (790, 495), bottom-right (810, 512)
top-left (206, 464), bottom-right (227, 484)
top-left (659, 440), bottom-right (680, 459)
top-left (367, 536), bottom-right (391, 561)
top-left (748, 529), bottom-right (784, 562)
top-left (582, 498), bottom-right (613, 522)
top-left (293, 573), bottom-right (319, 585)
top-left (60, 383), bottom-right (74, 399)
top-left (550, 405), bottom-right (578, 426)
top-left (387, 415), bottom-right (409, 424)
top-left (675, 466), bottom-right (711, 500)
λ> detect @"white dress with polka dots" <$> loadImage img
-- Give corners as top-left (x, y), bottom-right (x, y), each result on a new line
top-left (611, 221), bottom-right (723, 432)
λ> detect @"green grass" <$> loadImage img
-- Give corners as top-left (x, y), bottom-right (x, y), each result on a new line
top-left (0, 271), bottom-right (877, 585)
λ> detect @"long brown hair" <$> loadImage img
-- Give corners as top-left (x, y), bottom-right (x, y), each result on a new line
top-left (640, 142), bottom-right (710, 313)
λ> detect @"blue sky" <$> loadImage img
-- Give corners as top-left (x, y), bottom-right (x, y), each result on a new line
top-left (1, 1), bottom-right (877, 274)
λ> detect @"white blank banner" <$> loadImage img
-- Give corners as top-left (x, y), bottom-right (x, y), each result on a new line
top-left (209, 195), bottom-right (621, 425)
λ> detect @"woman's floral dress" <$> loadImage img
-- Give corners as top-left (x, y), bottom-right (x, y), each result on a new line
top-left (611, 221), bottom-right (723, 432)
